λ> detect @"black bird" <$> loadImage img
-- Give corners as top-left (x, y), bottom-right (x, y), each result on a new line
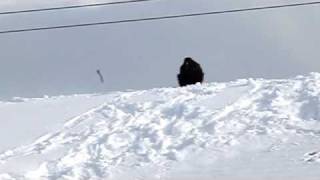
top-left (177, 57), bottom-right (204, 87)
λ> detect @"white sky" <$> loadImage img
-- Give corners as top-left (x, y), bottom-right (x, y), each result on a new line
top-left (0, 0), bottom-right (319, 99)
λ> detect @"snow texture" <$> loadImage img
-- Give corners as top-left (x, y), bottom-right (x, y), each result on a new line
top-left (1, 73), bottom-right (320, 179)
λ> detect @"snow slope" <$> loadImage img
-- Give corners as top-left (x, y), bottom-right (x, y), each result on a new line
top-left (0, 94), bottom-right (119, 152)
top-left (1, 73), bottom-right (320, 179)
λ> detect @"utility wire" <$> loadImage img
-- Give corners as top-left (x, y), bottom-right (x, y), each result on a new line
top-left (0, 1), bottom-right (319, 35)
top-left (0, 0), bottom-right (159, 15)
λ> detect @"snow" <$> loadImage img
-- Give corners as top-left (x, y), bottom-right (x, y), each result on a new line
top-left (0, 73), bottom-right (320, 179)
top-left (0, 94), bottom-right (118, 152)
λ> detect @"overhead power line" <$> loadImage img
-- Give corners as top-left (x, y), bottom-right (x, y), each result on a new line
top-left (0, 0), bottom-right (159, 15)
top-left (0, 1), bottom-right (319, 35)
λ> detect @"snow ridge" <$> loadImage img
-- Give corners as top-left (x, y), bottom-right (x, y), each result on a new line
top-left (1, 73), bottom-right (320, 179)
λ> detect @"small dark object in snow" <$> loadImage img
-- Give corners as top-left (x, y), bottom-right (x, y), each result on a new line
top-left (304, 151), bottom-right (320, 162)
top-left (308, 152), bottom-right (318, 156)
top-left (177, 57), bottom-right (204, 87)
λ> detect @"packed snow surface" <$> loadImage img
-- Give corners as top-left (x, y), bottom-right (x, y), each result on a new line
top-left (1, 73), bottom-right (320, 179)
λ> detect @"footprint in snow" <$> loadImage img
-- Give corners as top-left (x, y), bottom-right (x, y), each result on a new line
top-left (304, 151), bottom-right (320, 163)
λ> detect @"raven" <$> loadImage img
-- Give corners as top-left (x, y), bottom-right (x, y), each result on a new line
top-left (177, 57), bottom-right (204, 87)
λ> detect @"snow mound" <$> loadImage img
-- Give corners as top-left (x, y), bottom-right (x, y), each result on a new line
top-left (1, 73), bottom-right (320, 179)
